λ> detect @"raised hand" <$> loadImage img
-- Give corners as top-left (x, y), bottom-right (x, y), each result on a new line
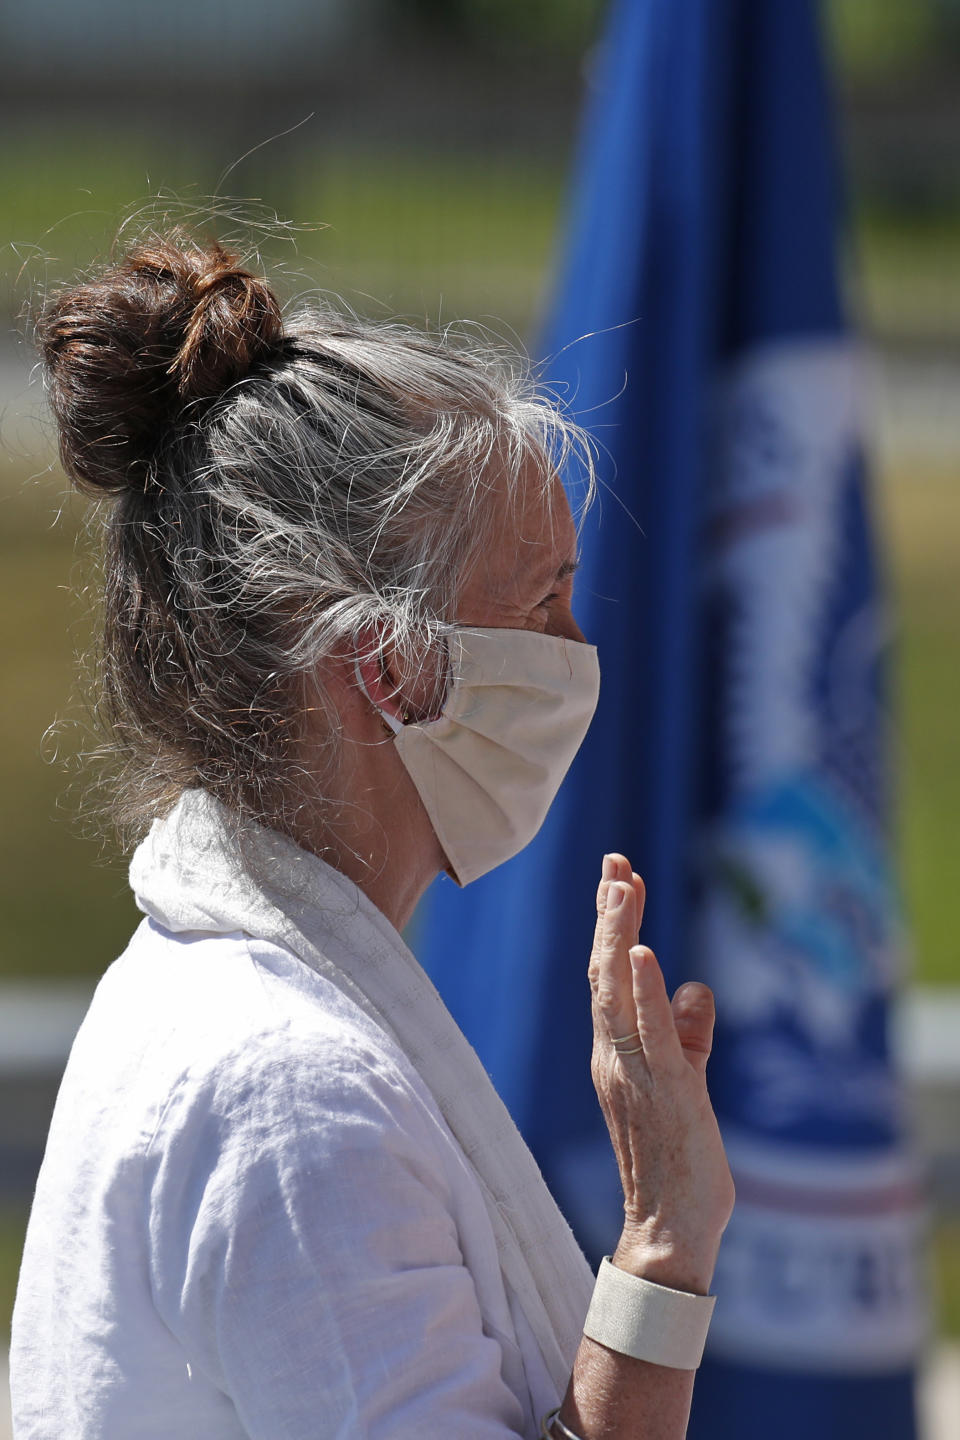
top-left (588, 853), bottom-right (735, 1294)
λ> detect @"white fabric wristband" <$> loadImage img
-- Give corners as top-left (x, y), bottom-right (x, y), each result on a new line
top-left (582, 1256), bottom-right (716, 1370)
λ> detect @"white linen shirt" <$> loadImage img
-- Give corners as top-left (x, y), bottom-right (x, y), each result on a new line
top-left (10, 918), bottom-right (553, 1438)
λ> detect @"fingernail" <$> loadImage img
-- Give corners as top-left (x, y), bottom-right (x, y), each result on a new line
top-left (607, 882), bottom-right (625, 911)
top-left (601, 854), bottom-right (615, 881)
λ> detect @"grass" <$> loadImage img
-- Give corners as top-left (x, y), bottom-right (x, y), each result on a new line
top-left (0, 1207), bottom-right (28, 1343)
top-left (283, 148), bottom-right (566, 336)
top-left (2, 136), bottom-right (567, 346)
top-left (0, 478), bottom-right (139, 979)
top-left (933, 1218), bottom-right (960, 1340)
top-left (854, 208), bottom-right (960, 348)
top-left (876, 465), bottom-right (960, 986)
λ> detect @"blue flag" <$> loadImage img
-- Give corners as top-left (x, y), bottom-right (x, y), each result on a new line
top-left (417, 0), bottom-right (925, 1433)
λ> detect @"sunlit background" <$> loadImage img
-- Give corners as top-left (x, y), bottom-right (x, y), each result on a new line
top-left (1, 0), bottom-right (958, 1427)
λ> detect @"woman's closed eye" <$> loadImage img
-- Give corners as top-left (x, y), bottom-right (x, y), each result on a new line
top-left (539, 559), bottom-right (579, 606)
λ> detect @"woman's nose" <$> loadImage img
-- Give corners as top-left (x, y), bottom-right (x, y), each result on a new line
top-left (548, 607), bottom-right (588, 645)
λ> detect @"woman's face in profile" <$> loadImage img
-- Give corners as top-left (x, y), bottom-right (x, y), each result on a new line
top-left (357, 463), bottom-right (587, 745)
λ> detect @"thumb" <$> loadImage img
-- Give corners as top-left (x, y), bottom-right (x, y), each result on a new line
top-left (671, 982), bottom-right (716, 1075)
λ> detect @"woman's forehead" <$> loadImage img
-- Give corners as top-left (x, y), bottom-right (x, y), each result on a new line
top-left (506, 471), bottom-right (576, 574)
top-left (469, 466), bottom-right (576, 600)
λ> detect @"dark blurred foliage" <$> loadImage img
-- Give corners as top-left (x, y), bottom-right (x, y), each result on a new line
top-left (397, 0), bottom-right (604, 54)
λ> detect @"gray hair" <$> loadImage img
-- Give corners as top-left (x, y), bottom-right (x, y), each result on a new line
top-left (38, 232), bottom-right (594, 841)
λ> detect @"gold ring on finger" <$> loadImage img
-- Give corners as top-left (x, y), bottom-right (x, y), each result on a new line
top-left (610, 1030), bottom-right (640, 1047)
top-left (615, 1044), bottom-right (644, 1055)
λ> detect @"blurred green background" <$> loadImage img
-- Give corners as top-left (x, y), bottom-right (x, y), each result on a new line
top-left (1, 0), bottom-right (958, 1351)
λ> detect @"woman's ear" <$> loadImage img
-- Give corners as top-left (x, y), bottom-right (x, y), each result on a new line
top-left (355, 644), bottom-right (407, 723)
top-left (354, 625), bottom-right (448, 725)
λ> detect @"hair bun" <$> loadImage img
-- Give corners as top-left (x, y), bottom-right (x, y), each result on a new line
top-left (38, 231), bottom-right (284, 495)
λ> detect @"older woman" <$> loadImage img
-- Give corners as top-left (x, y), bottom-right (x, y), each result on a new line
top-left (10, 232), bottom-right (733, 1439)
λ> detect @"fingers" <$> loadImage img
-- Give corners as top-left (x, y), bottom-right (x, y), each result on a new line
top-left (590, 855), bottom-right (630, 997)
top-left (671, 982), bottom-right (716, 1075)
top-left (629, 946), bottom-right (685, 1070)
top-left (592, 857), bottom-right (702, 1080)
top-left (629, 960), bottom-right (716, 1075)
top-left (592, 879), bottom-right (640, 1043)
top-left (629, 868), bottom-right (646, 927)
top-left (592, 855), bottom-right (644, 962)
top-left (593, 853), bottom-right (628, 954)
top-left (590, 854), bottom-right (649, 1047)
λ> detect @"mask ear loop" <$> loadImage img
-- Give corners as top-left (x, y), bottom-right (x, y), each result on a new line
top-left (353, 631), bottom-right (453, 733)
top-left (353, 658), bottom-right (404, 735)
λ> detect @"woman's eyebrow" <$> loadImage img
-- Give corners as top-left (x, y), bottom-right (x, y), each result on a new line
top-left (514, 552), bottom-right (580, 593)
top-left (533, 557), bottom-right (579, 592)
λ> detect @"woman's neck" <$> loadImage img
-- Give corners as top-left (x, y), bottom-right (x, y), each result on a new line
top-left (288, 680), bottom-right (449, 932)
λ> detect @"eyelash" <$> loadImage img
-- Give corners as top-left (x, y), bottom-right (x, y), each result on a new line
top-left (537, 563), bottom-right (578, 610)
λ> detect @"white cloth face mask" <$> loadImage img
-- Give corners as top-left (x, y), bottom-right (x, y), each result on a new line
top-left (359, 627), bottom-right (600, 886)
